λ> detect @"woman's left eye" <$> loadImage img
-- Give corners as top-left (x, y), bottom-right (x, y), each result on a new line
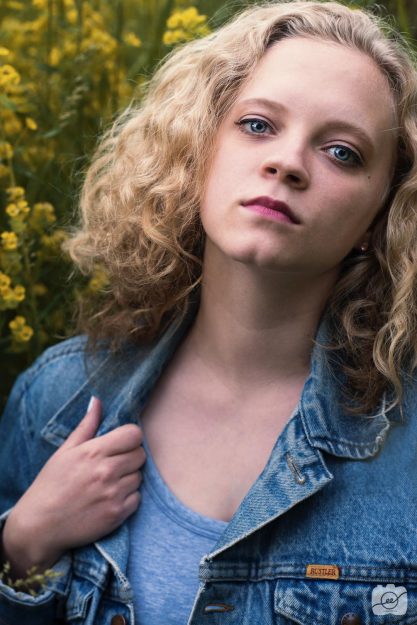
top-left (234, 118), bottom-right (272, 135)
top-left (326, 145), bottom-right (362, 167)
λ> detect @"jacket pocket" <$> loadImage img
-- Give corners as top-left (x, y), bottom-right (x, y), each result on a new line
top-left (274, 578), bottom-right (417, 625)
top-left (65, 580), bottom-right (95, 622)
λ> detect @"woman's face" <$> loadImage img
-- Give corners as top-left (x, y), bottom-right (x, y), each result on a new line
top-left (200, 36), bottom-right (397, 276)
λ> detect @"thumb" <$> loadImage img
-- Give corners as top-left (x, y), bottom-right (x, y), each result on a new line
top-left (61, 396), bottom-right (102, 449)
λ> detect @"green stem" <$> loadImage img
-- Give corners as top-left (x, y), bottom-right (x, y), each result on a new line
top-left (112, 0), bottom-right (124, 113)
top-left (0, 122), bottom-right (16, 187)
top-left (46, 0), bottom-right (54, 108)
top-left (144, 0), bottom-right (176, 74)
top-left (396, 0), bottom-right (411, 37)
top-left (75, 0), bottom-right (83, 55)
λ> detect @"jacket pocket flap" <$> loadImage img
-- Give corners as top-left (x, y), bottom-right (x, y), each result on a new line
top-left (274, 578), bottom-right (417, 624)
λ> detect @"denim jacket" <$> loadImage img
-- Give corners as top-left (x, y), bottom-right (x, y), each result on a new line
top-left (0, 301), bottom-right (416, 625)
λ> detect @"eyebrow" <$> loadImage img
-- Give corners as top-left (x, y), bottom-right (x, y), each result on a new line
top-left (236, 97), bottom-right (377, 154)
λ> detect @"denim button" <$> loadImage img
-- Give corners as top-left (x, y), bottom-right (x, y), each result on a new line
top-left (340, 613), bottom-right (362, 625)
top-left (111, 616), bottom-right (126, 625)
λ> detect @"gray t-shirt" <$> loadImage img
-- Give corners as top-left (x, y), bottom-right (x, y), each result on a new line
top-left (127, 432), bottom-right (228, 624)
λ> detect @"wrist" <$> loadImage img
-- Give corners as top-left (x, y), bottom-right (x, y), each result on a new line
top-left (2, 510), bottom-right (62, 578)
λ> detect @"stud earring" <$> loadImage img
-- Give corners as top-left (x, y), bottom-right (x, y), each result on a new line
top-left (360, 242), bottom-right (369, 253)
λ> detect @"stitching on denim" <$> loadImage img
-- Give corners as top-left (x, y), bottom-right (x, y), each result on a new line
top-left (285, 453), bottom-right (306, 484)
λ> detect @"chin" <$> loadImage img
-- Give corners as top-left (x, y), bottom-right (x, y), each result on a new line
top-left (229, 248), bottom-right (294, 272)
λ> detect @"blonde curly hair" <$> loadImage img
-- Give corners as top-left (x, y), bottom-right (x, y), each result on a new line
top-left (64, 0), bottom-right (417, 414)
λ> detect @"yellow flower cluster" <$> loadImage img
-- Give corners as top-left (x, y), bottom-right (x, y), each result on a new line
top-left (1, 231), bottom-right (18, 251)
top-left (6, 200), bottom-right (30, 219)
top-left (40, 229), bottom-right (67, 252)
top-left (0, 64), bottom-right (20, 89)
top-left (163, 7), bottom-right (210, 46)
top-left (0, 143), bottom-right (13, 160)
top-left (123, 33), bottom-right (142, 48)
top-left (0, 272), bottom-right (25, 310)
top-left (4, 188), bottom-right (31, 235)
top-left (9, 315), bottom-right (33, 342)
top-left (32, 202), bottom-right (56, 226)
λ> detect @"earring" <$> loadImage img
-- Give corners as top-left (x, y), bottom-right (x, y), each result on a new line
top-left (360, 242), bottom-right (369, 253)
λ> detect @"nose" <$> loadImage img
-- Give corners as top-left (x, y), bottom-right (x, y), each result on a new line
top-left (260, 136), bottom-right (310, 190)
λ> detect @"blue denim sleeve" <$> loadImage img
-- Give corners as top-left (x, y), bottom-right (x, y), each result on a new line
top-left (0, 369), bottom-right (72, 625)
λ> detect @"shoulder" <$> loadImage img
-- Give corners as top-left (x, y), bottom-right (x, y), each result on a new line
top-left (2, 335), bottom-right (111, 444)
top-left (18, 335), bottom-right (110, 399)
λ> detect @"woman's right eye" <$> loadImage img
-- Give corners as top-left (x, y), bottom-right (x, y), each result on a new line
top-left (234, 118), bottom-right (273, 135)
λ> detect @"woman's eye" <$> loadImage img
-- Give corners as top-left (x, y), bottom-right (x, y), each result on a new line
top-left (234, 118), bottom-right (272, 135)
top-left (326, 145), bottom-right (362, 167)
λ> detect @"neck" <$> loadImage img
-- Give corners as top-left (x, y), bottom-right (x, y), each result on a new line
top-left (186, 240), bottom-right (339, 391)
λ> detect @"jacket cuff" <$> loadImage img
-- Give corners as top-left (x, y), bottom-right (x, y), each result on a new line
top-left (0, 509), bottom-right (71, 622)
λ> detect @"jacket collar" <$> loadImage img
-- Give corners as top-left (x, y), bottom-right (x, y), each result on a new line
top-left (42, 297), bottom-right (398, 461)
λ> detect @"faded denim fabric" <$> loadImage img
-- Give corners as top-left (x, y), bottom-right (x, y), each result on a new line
top-left (0, 300), bottom-right (416, 625)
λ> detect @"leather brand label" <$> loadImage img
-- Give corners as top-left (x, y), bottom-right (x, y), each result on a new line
top-left (306, 564), bottom-right (340, 579)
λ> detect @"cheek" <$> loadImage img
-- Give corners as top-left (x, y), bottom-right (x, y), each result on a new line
top-left (320, 175), bottom-right (384, 231)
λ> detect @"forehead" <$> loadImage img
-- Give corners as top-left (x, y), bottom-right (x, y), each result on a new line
top-left (234, 36), bottom-right (397, 138)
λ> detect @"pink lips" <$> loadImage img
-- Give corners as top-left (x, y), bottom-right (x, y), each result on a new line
top-left (241, 196), bottom-right (299, 224)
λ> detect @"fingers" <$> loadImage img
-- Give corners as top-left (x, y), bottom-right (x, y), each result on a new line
top-left (91, 423), bottom-right (144, 456)
top-left (122, 490), bottom-right (142, 520)
top-left (62, 396), bottom-right (102, 450)
top-left (109, 445), bottom-right (147, 478)
top-left (62, 395), bottom-right (144, 459)
top-left (119, 471), bottom-right (143, 495)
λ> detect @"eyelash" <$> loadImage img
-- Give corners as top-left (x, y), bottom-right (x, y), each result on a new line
top-left (234, 118), bottom-right (363, 168)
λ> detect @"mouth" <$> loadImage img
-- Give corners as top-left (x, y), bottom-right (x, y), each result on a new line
top-left (241, 196), bottom-right (300, 224)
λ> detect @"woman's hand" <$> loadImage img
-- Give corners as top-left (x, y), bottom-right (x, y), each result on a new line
top-left (2, 397), bottom-right (146, 575)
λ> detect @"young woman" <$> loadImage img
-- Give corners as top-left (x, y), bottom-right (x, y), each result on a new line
top-left (1, 1), bottom-right (417, 624)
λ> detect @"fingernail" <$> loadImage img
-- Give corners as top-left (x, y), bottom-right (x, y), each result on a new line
top-left (87, 396), bottom-right (96, 412)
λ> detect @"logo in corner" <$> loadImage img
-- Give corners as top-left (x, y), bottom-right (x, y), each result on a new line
top-left (372, 584), bottom-right (407, 615)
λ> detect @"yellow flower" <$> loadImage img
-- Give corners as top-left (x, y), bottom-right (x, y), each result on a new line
top-left (48, 47), bottom-right (61, 67)
top-left (123, 32), bottom-right (141, 47)
top-left (5, 203), bottom-right (19, 218)
top-left (82, 28), bottom-right (117, 56)
top-left (0, 65), bottom-right (20, 88)
top-left (66, 8), bottom-right (77, 24)
top-left (0, 272), bottom-right (11, 289)
top-left (25, 117), bottom-right (38, 131)
top-left (0, 285), bottom-right (14, 301)
top-left (13, 284), bottom-right (25, 301)
top-left (167, 11), bottom-right (181, 29)
top-left (32, 202), bottom-right (56, 224)
top-left (18, 325), bottom-right (34, 342)
top-left (1, 231), bottom-right (18, 250)
top-left (0, 142), bottom-right (13, 160)
top-left (17, 200), bottom-right (30, 214)
top-left (40, 229), bottom-right (67, 251)
top-left (6, 186), bottom-right (25, 201)
top-left (0, 47), bottom-right (10, 56)
top-left (9, 316), bottom-right (33, 342)
top-left (63, 40), bottom-right (77, 56)
top-left (9, 315), bottom-right (25, 331)
top-left (2, 113), bottom-right (22, 136)
top-left (165, 6), bottom-right (209, 45)
top-left (6, 199), bottom-right (29, 222)
top-left (32, 0), bottom-right (47, 8)
top-left (167, 7), bottom-right (207, 30)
